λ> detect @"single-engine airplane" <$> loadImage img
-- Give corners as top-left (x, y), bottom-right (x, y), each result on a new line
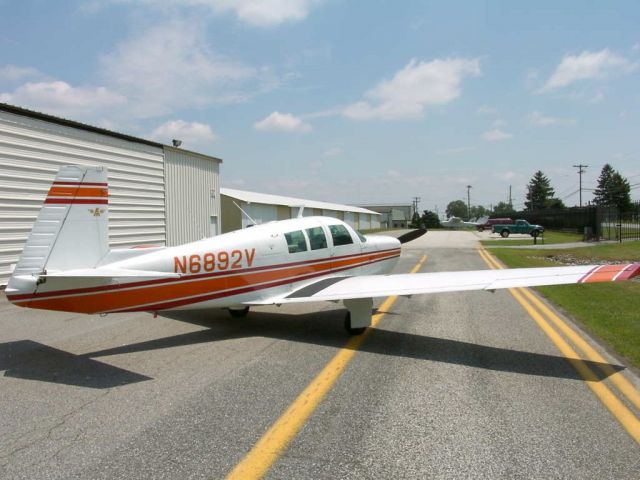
top-left (6, 166), bottom-right (640, 334)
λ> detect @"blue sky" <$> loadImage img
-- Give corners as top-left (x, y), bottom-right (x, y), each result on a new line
top-left (1, 1), bottom-right (639, 213)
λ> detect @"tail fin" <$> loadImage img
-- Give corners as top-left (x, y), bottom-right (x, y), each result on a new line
top-left (10, 165), bottom-right (109, 280)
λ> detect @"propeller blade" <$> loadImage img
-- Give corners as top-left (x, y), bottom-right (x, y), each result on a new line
top-left (397, 229), bottom-right (427, 244)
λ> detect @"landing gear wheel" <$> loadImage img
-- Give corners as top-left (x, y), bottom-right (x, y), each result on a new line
top-left (228, 306), bottom-right (250, 318)
top-left (344, 312), bottom-right (366, 335)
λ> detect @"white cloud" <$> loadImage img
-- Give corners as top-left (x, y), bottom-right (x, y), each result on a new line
top-left (208, 0), bottom-right (319, 26)
top-left (254, 111), bottom-right (312, 132)
top-left (99, 21), bottom-right (272, 117)
top-left (481, 129), bottom-right (513, 142)
top-left (528, 111), bottom-right (575, 126)
top-left (151, 120), bottom-right (217, 146)
top-left (90, 0), bottom-right (319, 26)
top-left (542, 49), bottom-right (637, 92)
top-left (0, 81), bottom-right (126, 118)
top-left (0, 65), bottom-right (42, 83)
top-left (342, 58), bottom-right (480, 120)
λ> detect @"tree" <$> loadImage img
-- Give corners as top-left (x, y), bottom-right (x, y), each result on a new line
top-left (420, 210), bottom-right (441, 228)
top-left (492, 201), bottom-right (516, 217)
top-left (446, 200), bottom-right (468, 219)
top-left (593, 164), bottom-right (633, 212)
top-left (469, 205), bottom-right (489, 219)
top-left (525, 170), bottom-right (555, 210)
top-left (409, 211), bottom-right (423, 228)
top-left (544, 197), bottom-right (565, 209)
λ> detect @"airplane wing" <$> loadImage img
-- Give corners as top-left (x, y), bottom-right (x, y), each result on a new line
top-left (251, 263), bottom-right (640, 305)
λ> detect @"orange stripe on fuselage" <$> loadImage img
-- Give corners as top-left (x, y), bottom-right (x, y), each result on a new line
top-left (47, 186), bottom-right (109, 198)
top-left (582, 264), bottom-right (628, 283)
top-left (15, 250), bottom-right (399, 313)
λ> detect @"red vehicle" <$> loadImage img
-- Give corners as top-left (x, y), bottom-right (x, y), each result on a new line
top-left (476, 217), bottom-right (514, 232)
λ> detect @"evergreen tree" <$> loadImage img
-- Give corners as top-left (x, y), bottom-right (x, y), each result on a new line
top-left (593, 164), bottom-right (615, 206)
top-left (409, 211), bottom-right (423, 228)
top-left (525, 170), bottom-right (555, 210)
top-left (593, 164), bottom-right (632, 211)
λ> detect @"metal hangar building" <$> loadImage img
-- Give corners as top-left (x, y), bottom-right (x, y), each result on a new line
top-left (0, 103), bottom-right (222, 286)
top-left (220, 188), bottom-right (381, 233)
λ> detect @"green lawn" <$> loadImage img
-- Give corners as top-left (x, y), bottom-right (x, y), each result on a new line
top-left (480, 230), bottom-right (583, 247)
top-left (489, 241), bottom-right (640, 368)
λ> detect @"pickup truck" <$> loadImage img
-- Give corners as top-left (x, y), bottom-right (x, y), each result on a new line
top-left (491, 219), bottom-right (544, 238)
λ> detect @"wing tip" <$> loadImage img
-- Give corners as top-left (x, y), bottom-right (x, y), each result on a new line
top-left (617, 263), bottom-right (640, 281)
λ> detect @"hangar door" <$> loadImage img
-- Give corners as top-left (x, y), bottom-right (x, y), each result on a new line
top-left (164, 147), bottom-right (220, 246)
top-left (343, 212), bottom-right (357, 228)
top-left (0, 109), bottom-right (166, 286)
top-left (244, 203), bottom-right (277, 228)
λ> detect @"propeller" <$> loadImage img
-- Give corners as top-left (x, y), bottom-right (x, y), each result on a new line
top-left (397, 229), bottom-right (427, 244)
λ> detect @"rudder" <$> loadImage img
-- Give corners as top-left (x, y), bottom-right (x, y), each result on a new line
top-left (9, 165), bottom-right (109, 281)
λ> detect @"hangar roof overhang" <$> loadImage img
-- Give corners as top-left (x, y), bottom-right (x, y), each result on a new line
top-left (0, 102), bottom-right (222, 163)
top-left (221, 188), bottom-right (380, 216)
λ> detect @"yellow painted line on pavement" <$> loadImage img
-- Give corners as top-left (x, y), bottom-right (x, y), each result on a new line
top-left (477, 247), bottom-right (640, 444)
top-left (479, 248), bottom-right (640, 411)
top-left (226, 254), bottom-right (428, 480)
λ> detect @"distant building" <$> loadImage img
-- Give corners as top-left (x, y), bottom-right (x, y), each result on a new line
top-left (221, 188), bottom-right (381, 233)
top-left (358, 204), bottom-right (413, 228)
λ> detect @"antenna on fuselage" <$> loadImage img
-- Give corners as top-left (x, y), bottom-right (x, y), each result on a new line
top-left (294, 205), bottom-right (304, 218)
top-left (233, 201), bottom-right (257, 226)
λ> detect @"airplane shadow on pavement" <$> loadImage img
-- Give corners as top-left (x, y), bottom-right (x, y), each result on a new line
top-left (0, 339), bottom-right (151, 389)
top-left (0, 308), bottom-right (625, 389)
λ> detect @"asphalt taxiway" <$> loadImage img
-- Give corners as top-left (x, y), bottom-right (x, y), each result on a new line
top-left (1, 231), bottom-right (638, 479)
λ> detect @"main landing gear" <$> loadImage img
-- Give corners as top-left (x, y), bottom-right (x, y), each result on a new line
top-left (228, 306), bottom-right (250, 318)
top-left (343, 298), bottom-right (373, 335)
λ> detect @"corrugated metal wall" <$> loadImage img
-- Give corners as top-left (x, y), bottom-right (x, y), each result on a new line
top-left (164, 147), bottom-right (220, 246)
top-left (0, 110), bottom-right (166, 286)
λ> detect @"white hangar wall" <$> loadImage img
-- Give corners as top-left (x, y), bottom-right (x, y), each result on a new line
top-left (164, 146), bottom-right (221, 246)
top-left (0, 104), bottom-right (222, 286)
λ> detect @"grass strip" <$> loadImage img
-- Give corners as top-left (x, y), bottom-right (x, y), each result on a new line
top-left (489, 241), bottom-right (640, 369)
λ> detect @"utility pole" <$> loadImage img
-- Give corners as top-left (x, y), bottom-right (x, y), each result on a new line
top-left (573, 164), bottom-right (588, 207)
top-left (466, 185), bottom-right (472, 220)
top-left (508, 185), bottom-right (512, 208)
top-left (412, 197), bottom-right (421, 216)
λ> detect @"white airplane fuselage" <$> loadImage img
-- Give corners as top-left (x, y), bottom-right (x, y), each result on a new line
top-left (7, 216), bottom-right (400, 314)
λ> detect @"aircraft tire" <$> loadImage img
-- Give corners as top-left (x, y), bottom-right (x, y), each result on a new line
top-left (344, 312), bottom-right (366, 335)
top-left (228, 306), bottom-right (250, 318)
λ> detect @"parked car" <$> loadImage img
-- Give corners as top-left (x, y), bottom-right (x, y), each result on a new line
top-left (491, 219), bottom-right (544, 238)
top-left (476, 217), bottom-right (514, 232)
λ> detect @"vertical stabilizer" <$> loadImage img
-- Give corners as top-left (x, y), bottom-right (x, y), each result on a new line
top-left (10, 165), bottom-right (109, 280)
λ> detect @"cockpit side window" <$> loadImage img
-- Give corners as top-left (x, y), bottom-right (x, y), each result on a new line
top-left (284, 230), bottom-right (308, 253)
top-left (329, 224), bottom-right (354, 246)
top-left (306, 227), bottom-right (328, 250)
top-left (345, 224), bottom-right (367, 243)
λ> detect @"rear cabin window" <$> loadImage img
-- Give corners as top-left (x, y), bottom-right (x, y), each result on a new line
top-left (285, 230), bottom-right (308, 253)
top-left (306, 227), bottom-right (328, 250)
top-left (329, 224), bottom-right (354, 246)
